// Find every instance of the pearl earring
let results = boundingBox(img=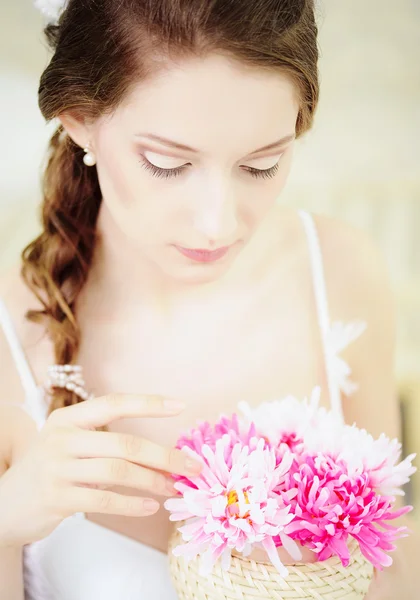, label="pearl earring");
[83,143,96,166]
